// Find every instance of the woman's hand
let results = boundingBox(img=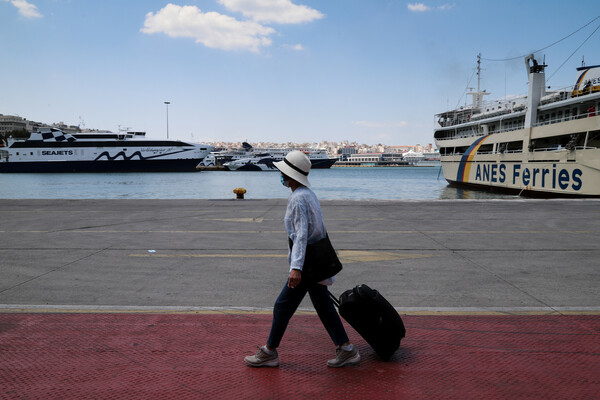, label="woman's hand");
[288,269,302,289]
